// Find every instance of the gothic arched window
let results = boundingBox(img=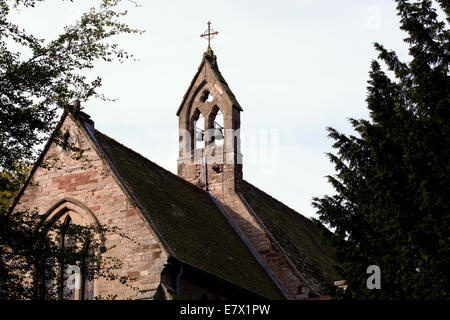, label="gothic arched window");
[58,214,94,300]
[45,199,99,300]
[61,215,76,300]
